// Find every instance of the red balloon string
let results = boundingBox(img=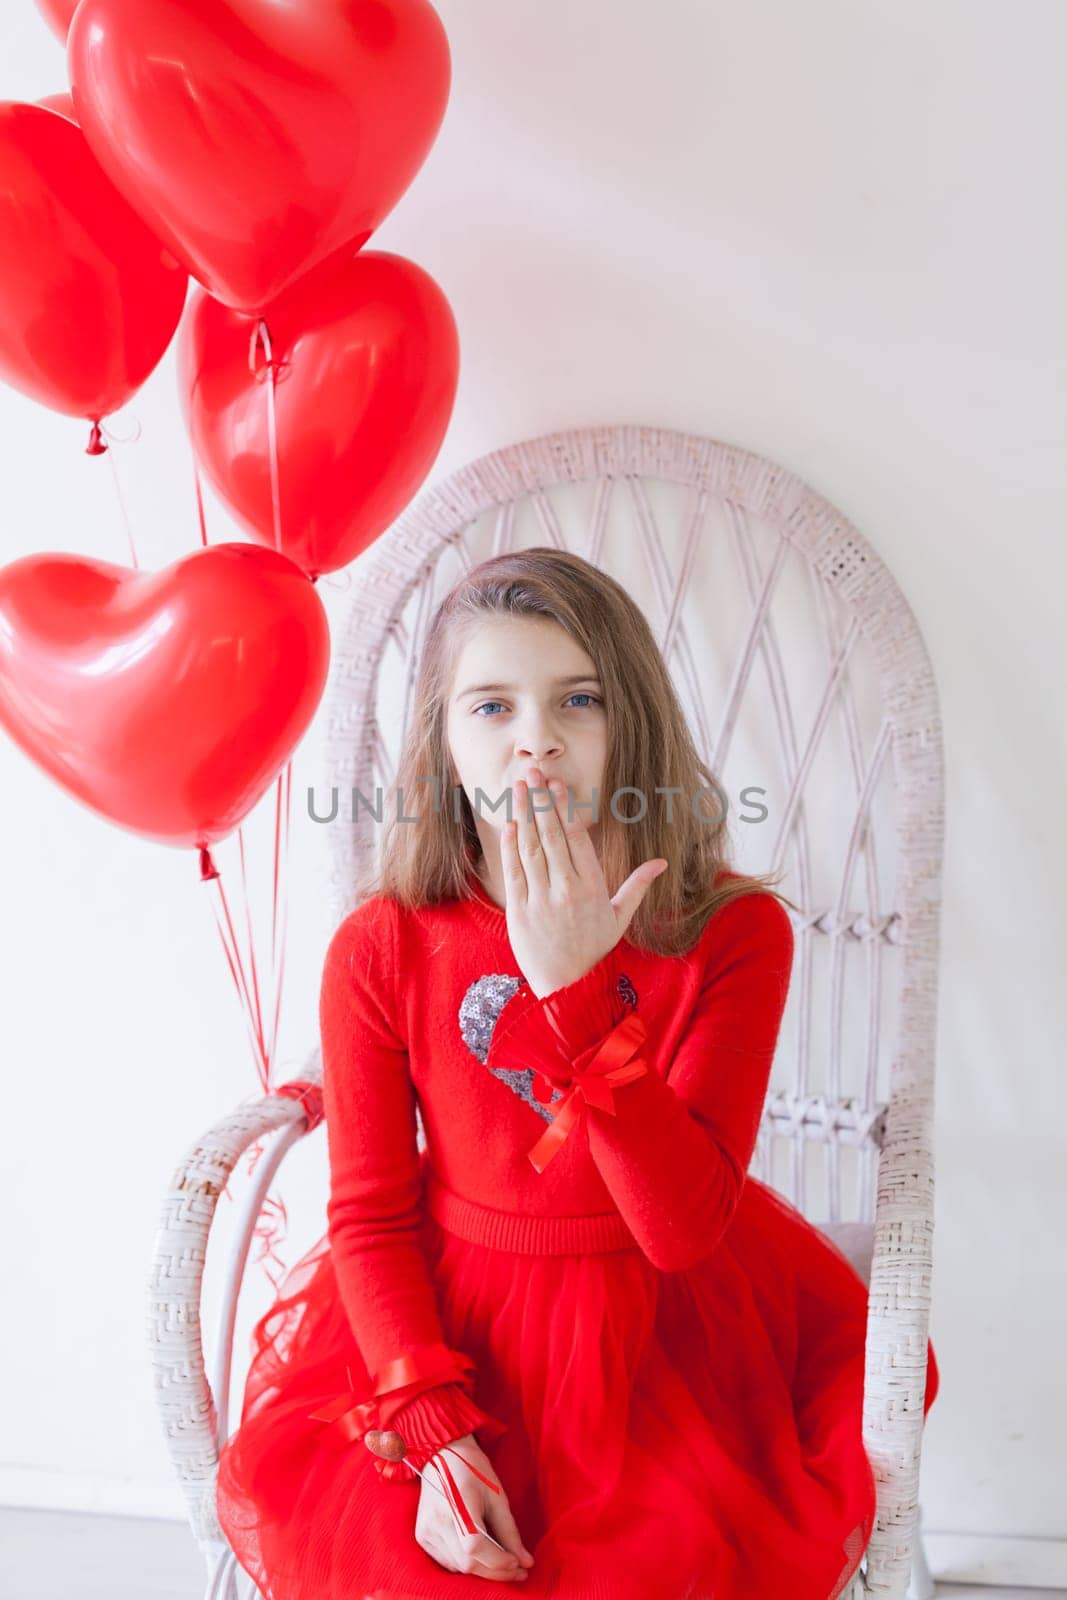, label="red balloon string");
[229,756,293,1090]
[199,840,298,1284]
[102,429,141,569]
[250,318,285,556]
[197,790,293,1094]
[245,761,295,1278]
[86,416,141,567]
[236,822,269,1081]
[191,456,210,547]
[195,783,294,1098]
[266,758,293,1070]
[192,331,297,1281]
[203,856,271,1088]
[185,347,302,1272]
